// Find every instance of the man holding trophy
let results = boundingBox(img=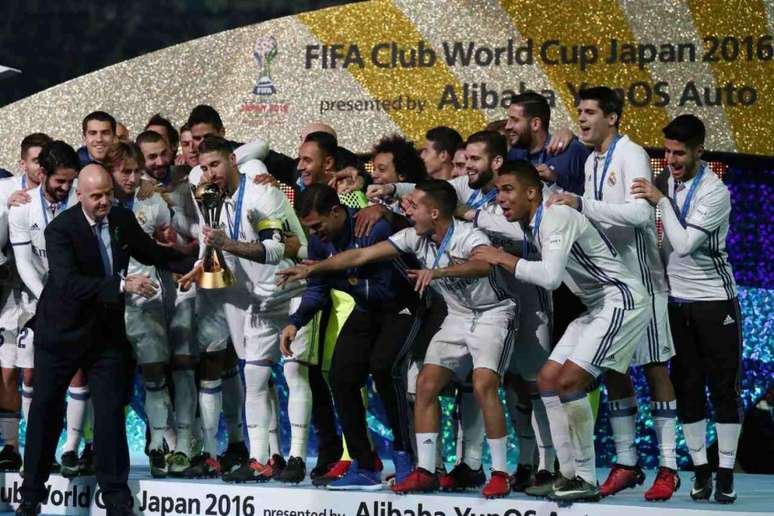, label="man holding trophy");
[180,135,314,483]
